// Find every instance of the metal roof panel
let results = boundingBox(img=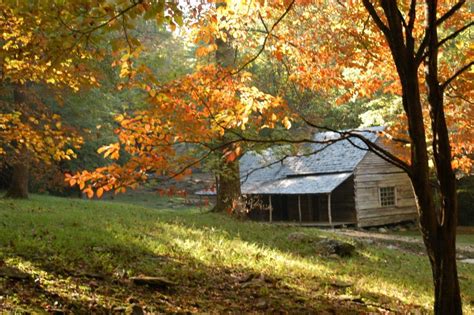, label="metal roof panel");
[241,173,352,194]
